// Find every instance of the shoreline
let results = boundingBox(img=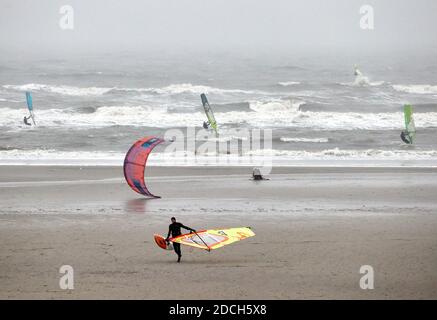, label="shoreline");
[1,161,437,168]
